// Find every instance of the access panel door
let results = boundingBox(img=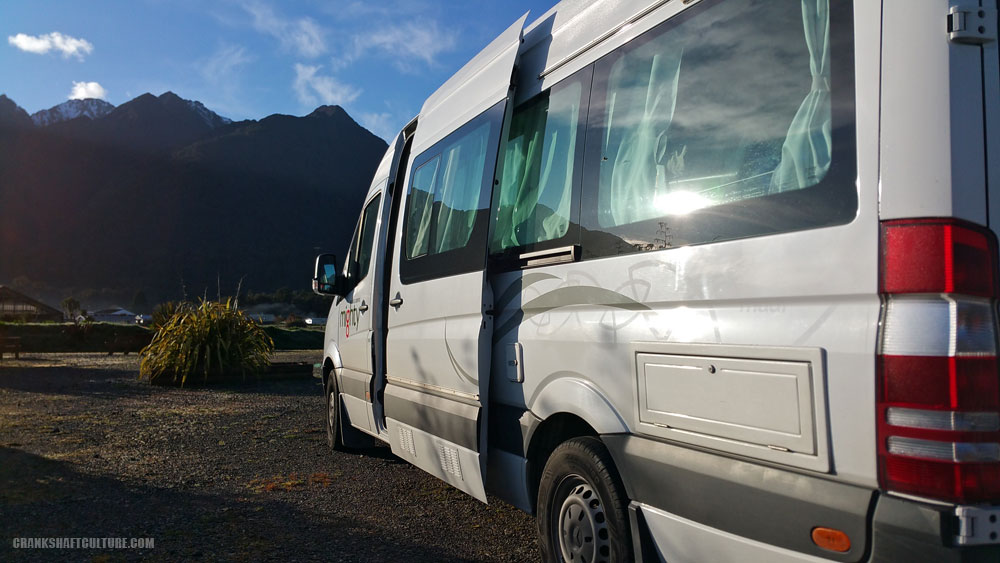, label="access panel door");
[383,13,526,502]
